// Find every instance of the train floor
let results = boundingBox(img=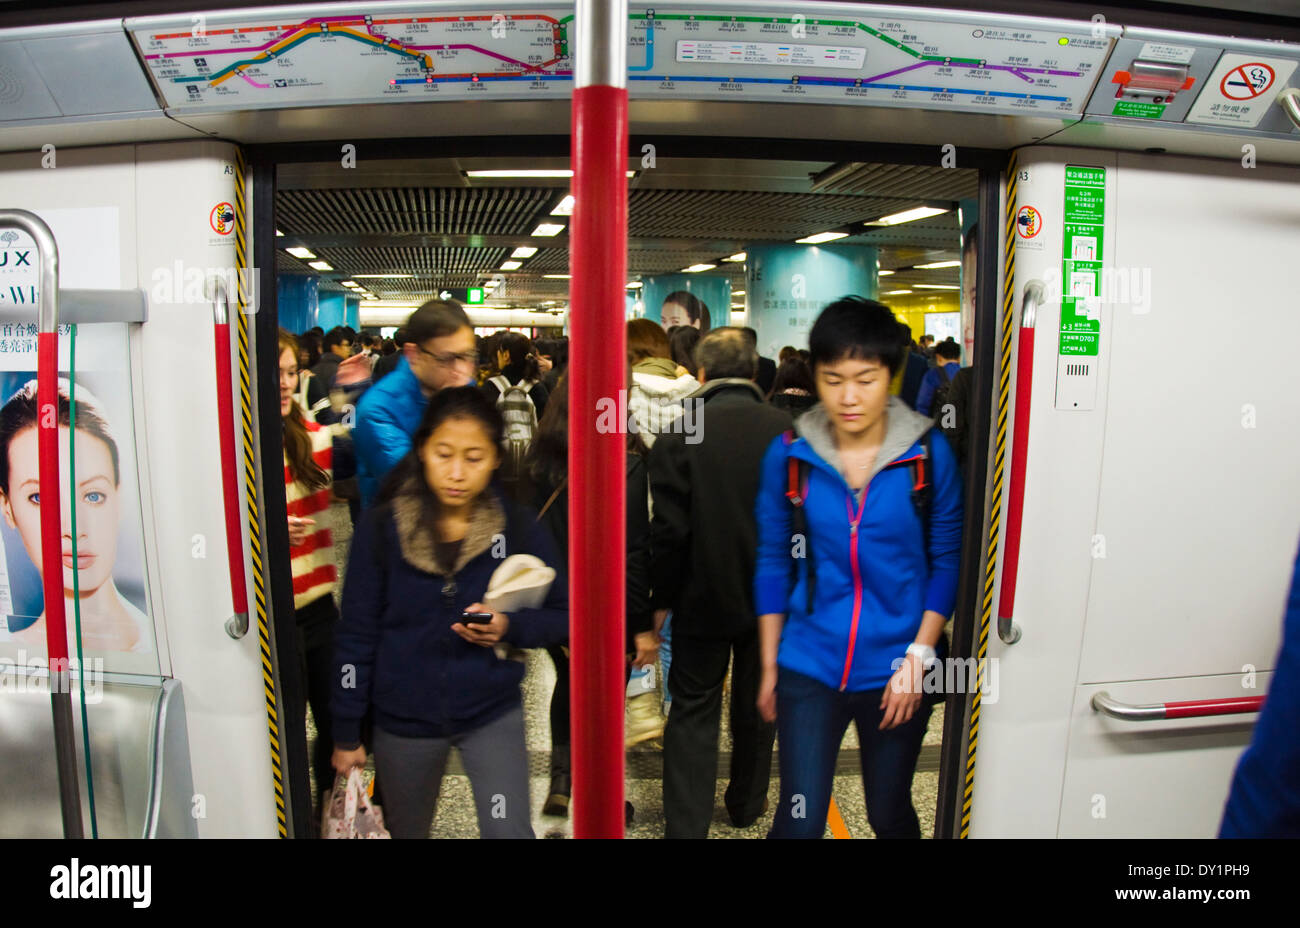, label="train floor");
[306,502,944,838]
[305,645,945,839]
